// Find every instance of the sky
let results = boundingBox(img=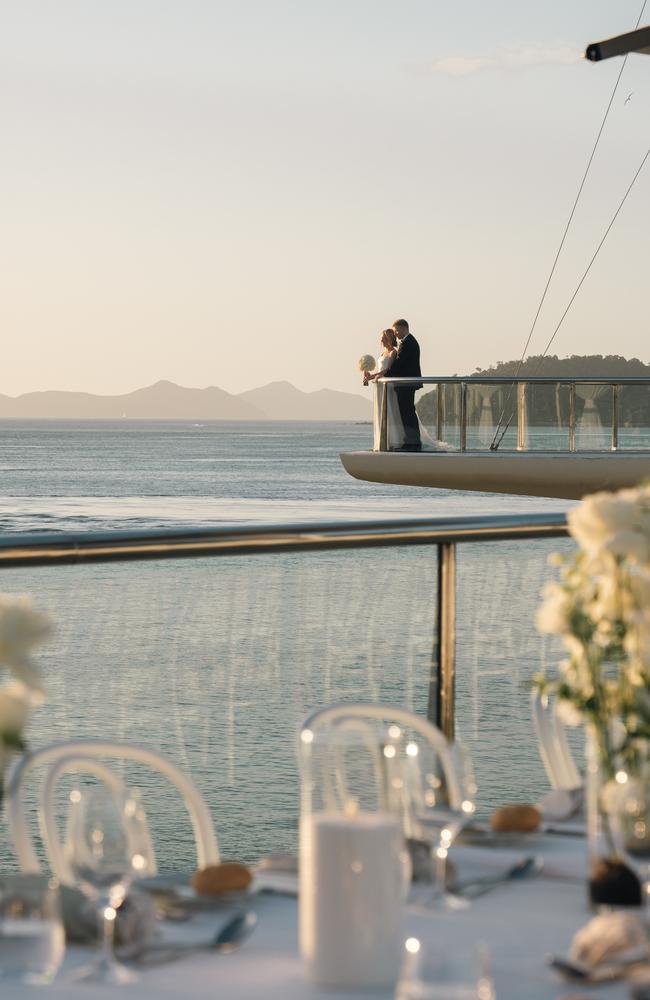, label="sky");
[2,0,649,398]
